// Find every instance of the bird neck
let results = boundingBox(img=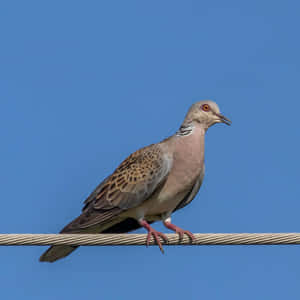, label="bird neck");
[176,122,195,137]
